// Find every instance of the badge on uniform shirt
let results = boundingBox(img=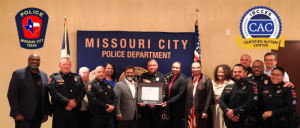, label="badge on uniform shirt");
[99,89,103,92]
[107,85,111,89]
[87,85,91,91]
[164,78,168,84]
[253,87,258,94]
[242,86,246,90]
[47,78,52,84]
[264,90,269,93]
[247,73,253,77]
[156,77,159,81]
[264,80,268,84]
[277,90,281,93]
[74,77,78,81]
[291,90,296,98]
